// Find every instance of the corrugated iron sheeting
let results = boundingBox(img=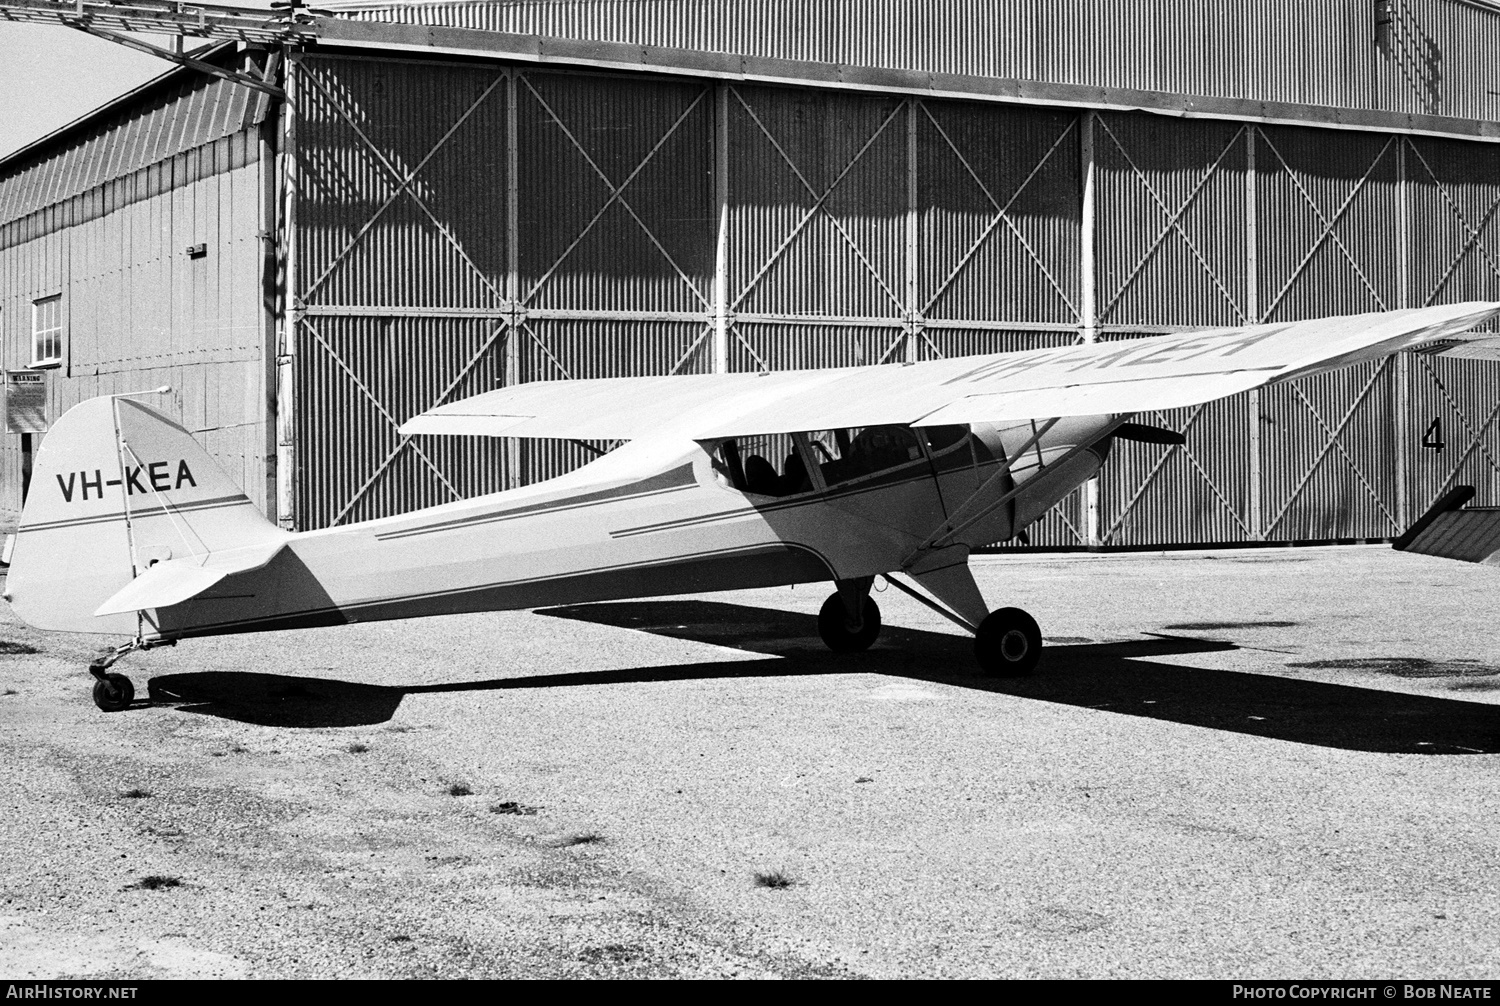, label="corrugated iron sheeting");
[516,319,711,381]
[295,314,513,527]
[296,58,508,309]
[1259,362,1401,540]
[1405,136,1500,314]
[917,328,1074,361]
[727,323,904,372]
[919,103,1081,325]
[1405,354,1500,511]
[519,72,714,313]
[0,64,269,228]
[344,0,1500,121]
[1376,0,1500,120]
[728,87,906,319]
[1256,126,1402,322]
[1096,114,1249,327]
[1100,395,1254,546]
